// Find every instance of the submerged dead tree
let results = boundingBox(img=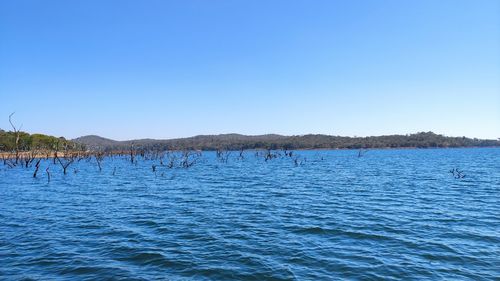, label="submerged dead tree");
[264,149,278,162]
[95,152,104,172]
[238,149,245,160]
[33,159,41,178]
[130,145,135,163]
[216,149,231,163]
[23,150,37,168]
[283,149,293,157]
[166,152,177,168]
[181,151,199,168]
[450,168,466,179]
[8,112,22,164]
[46,167,51,183]
[55,153,76,175]
[358,149,369,157]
